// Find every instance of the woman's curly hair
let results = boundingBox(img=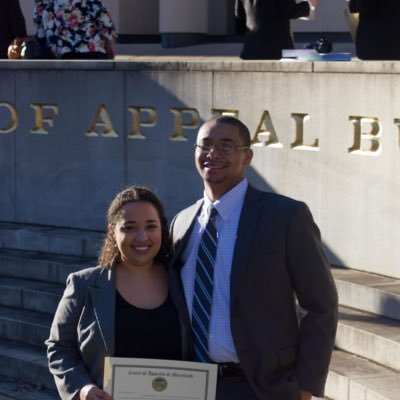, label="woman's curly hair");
[98,186,172,268]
